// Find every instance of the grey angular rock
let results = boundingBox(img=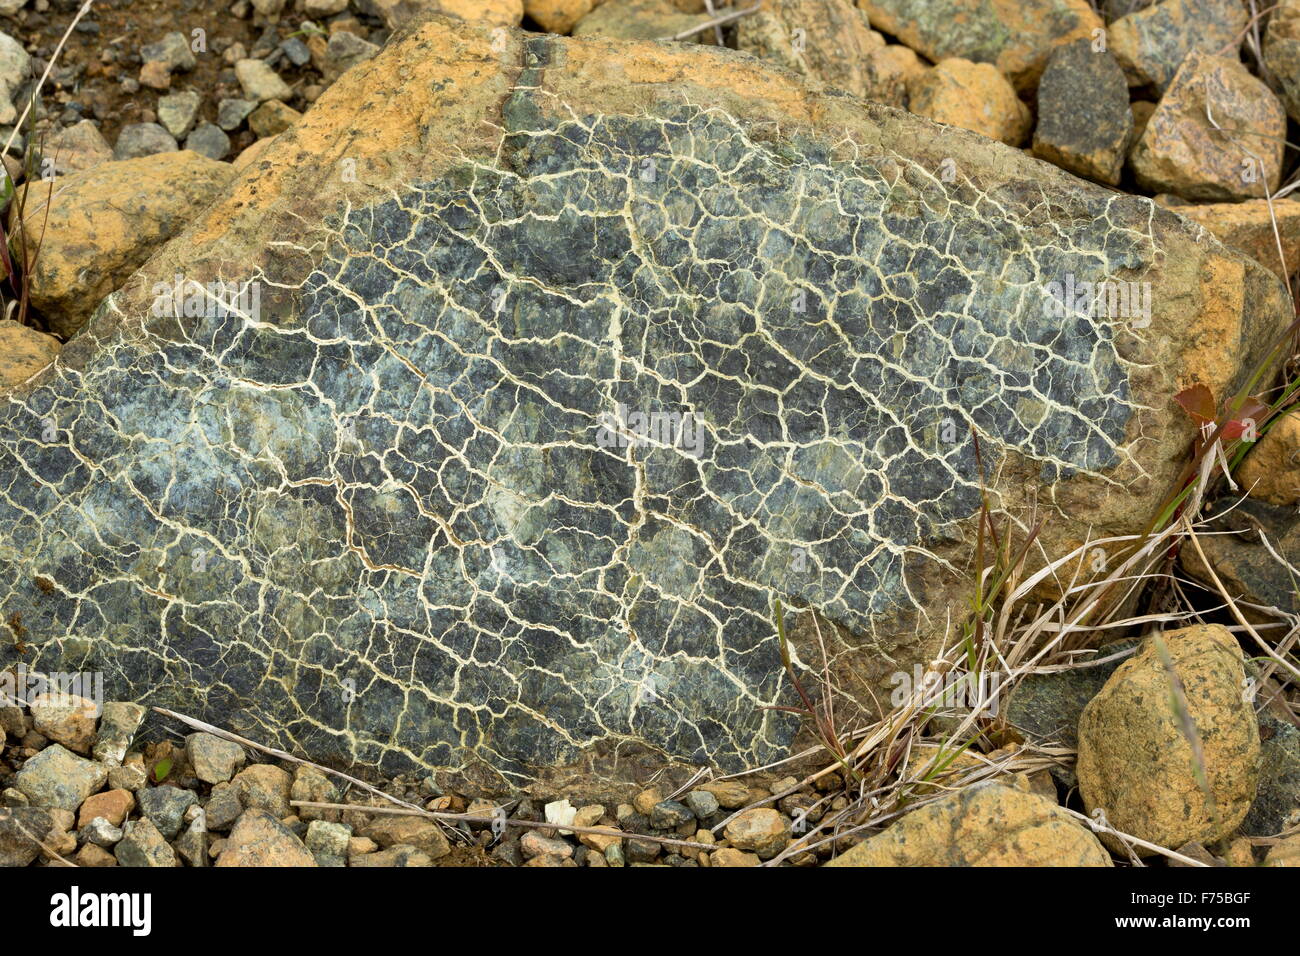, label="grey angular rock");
[185,122,232,163]
[1242,713,1300,837]
[92,702,146,766]
[320,31,380,82]
[137,784,197,839]
[0,807,52,866]
[14,744,108,811]
[683,789,719,819]
[217,97,257,131]
[348,843,433,866]
[0,21,1290,795]
[648,799,693,829]
[1266,0,1300,122]
[113,122,179,159]
[157,90,201,139]
[1110,0,1247,93]
[185,732,246,784]
[1180,498,1300,617]
[305,819,351,866]
[217,809,317,866]
[42,119,113,174]
[79,816,124,847]
[0,31,30,126]
[204,783,244,831]
[140,31,197,73]
[0,705,25,740]
[281,36,312,67]
[1032,39,1132,186]
[115,818,179,867]
[175,817,208,866]
[235,58,292,102]
[854,0,1101,90]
